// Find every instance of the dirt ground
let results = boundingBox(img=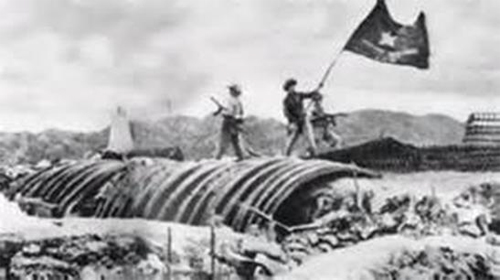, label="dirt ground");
[333,170,500,204]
